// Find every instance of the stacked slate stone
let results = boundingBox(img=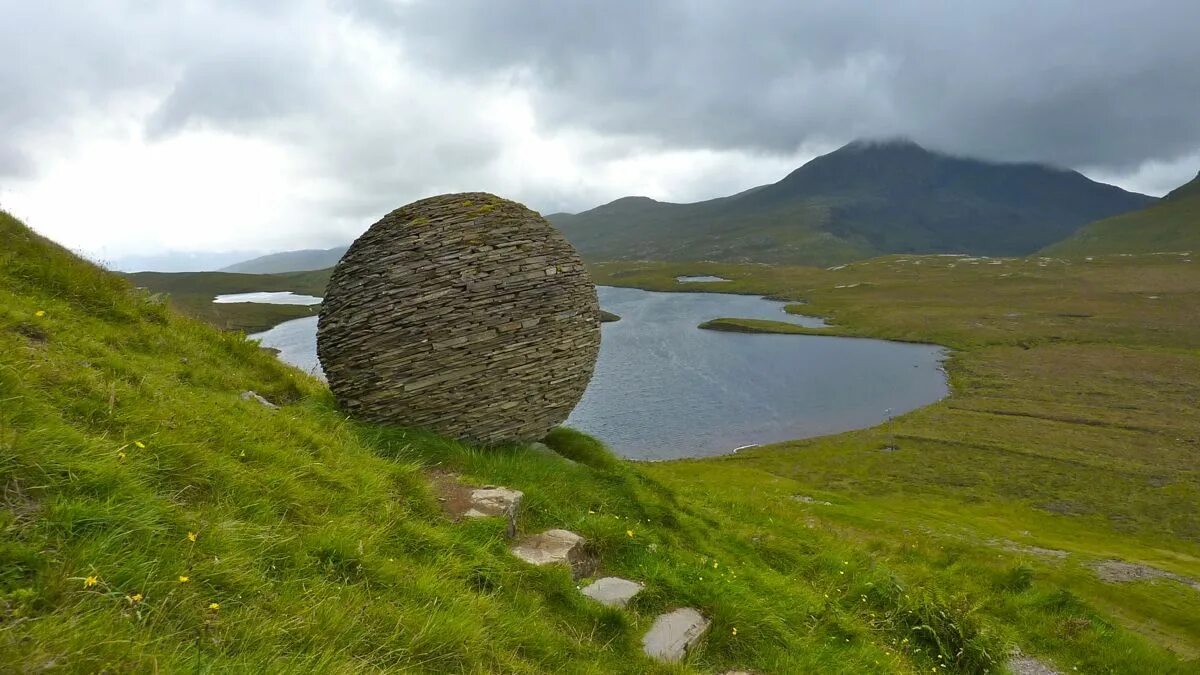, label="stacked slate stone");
[317,192,601,444]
